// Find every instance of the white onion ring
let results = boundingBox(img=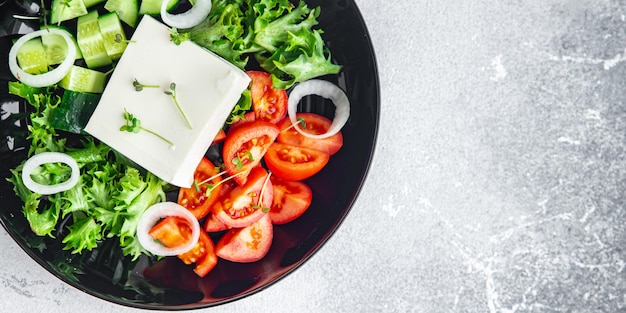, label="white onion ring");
[288,80,350,139]
[21,152,80,195]
[136,202,201,256]
[160,0,212,29]
[8,28,77,87]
